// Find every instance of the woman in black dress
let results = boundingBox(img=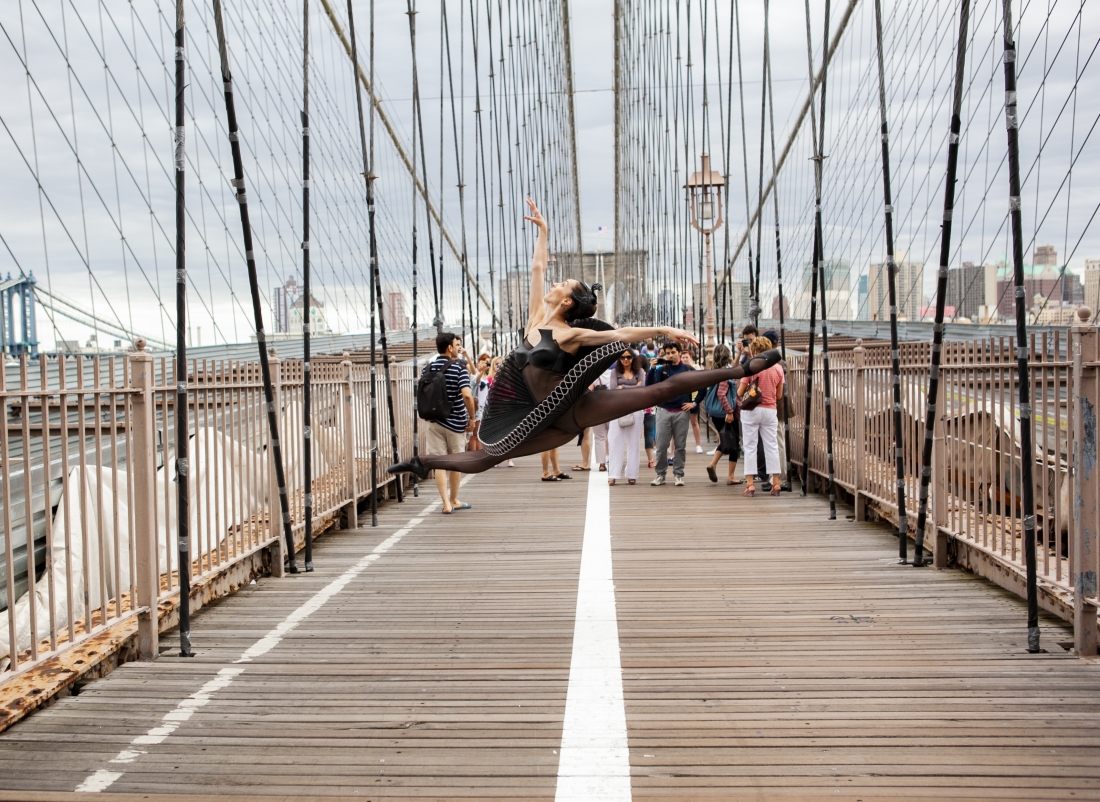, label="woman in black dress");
[389,199,779,478]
